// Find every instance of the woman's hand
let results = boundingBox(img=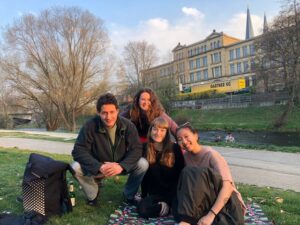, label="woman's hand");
[197,211,215,225]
